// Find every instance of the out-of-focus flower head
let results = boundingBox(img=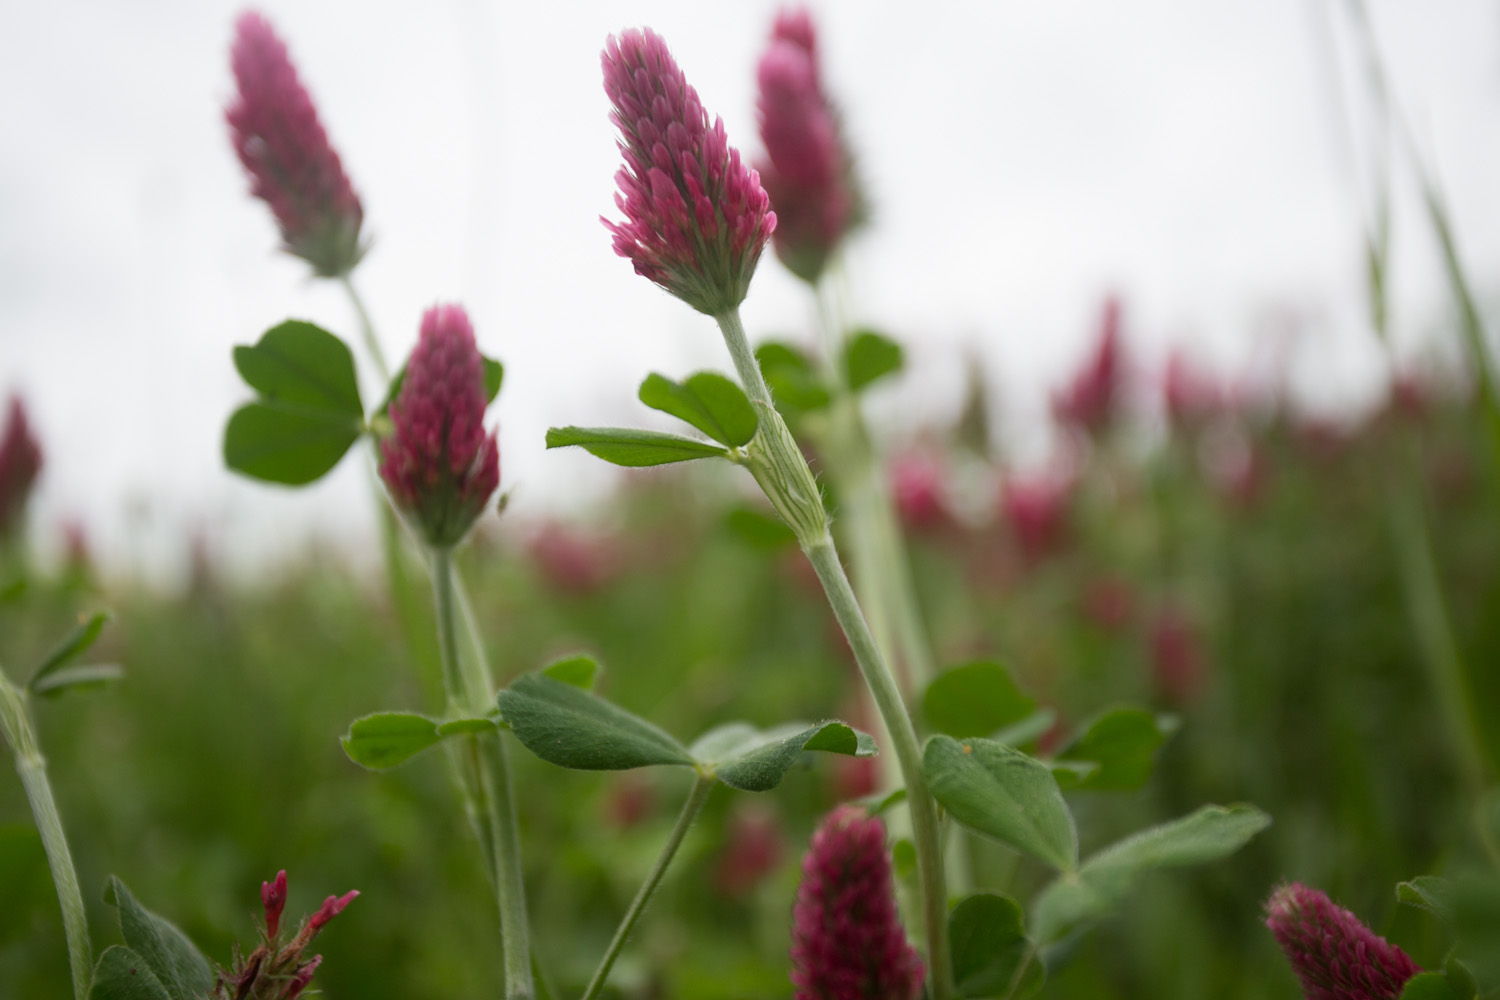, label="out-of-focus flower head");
[527,522,624,595]
[212,871,357,1000]
[1080,575,1135,632]
[1163,350,1222,427]
[602,28,776,316]
[0,396,43,538]
[227,11,366,277]
[1149,604,1207,705]
[379,305,500,549]
[716,802,787,898]
[755,7,863,283]
[999,470,1072,564]
[890,452,948,533]
[1054,297,1126,434]
[1265,882,1420,1000]
[791,805,923,1000]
